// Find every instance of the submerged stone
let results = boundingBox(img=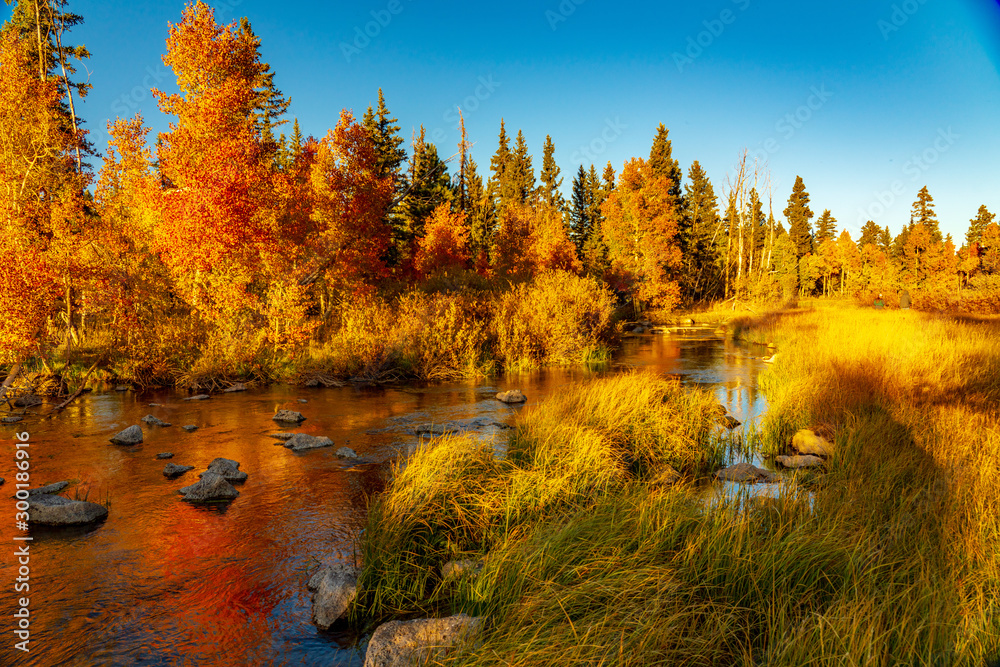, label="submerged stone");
[495,389,526,404]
